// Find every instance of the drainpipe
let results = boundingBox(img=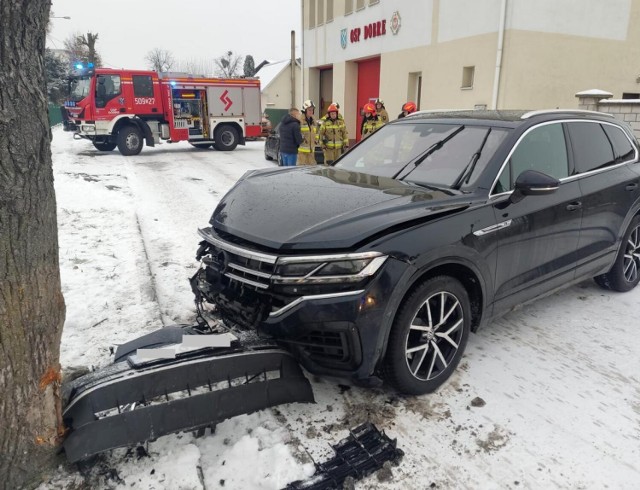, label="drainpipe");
[300,0,305,106]
[491,0,507,110]
[291,30,296,108]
